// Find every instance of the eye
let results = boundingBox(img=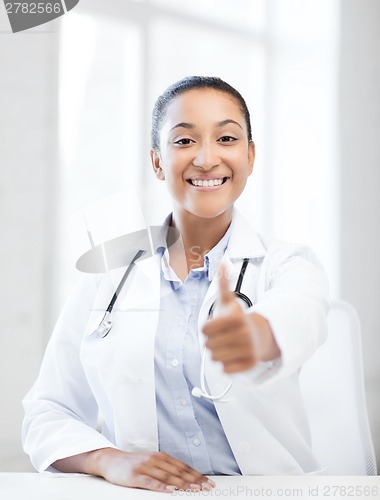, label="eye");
[174,138,194,145]
[218,136,238,143]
